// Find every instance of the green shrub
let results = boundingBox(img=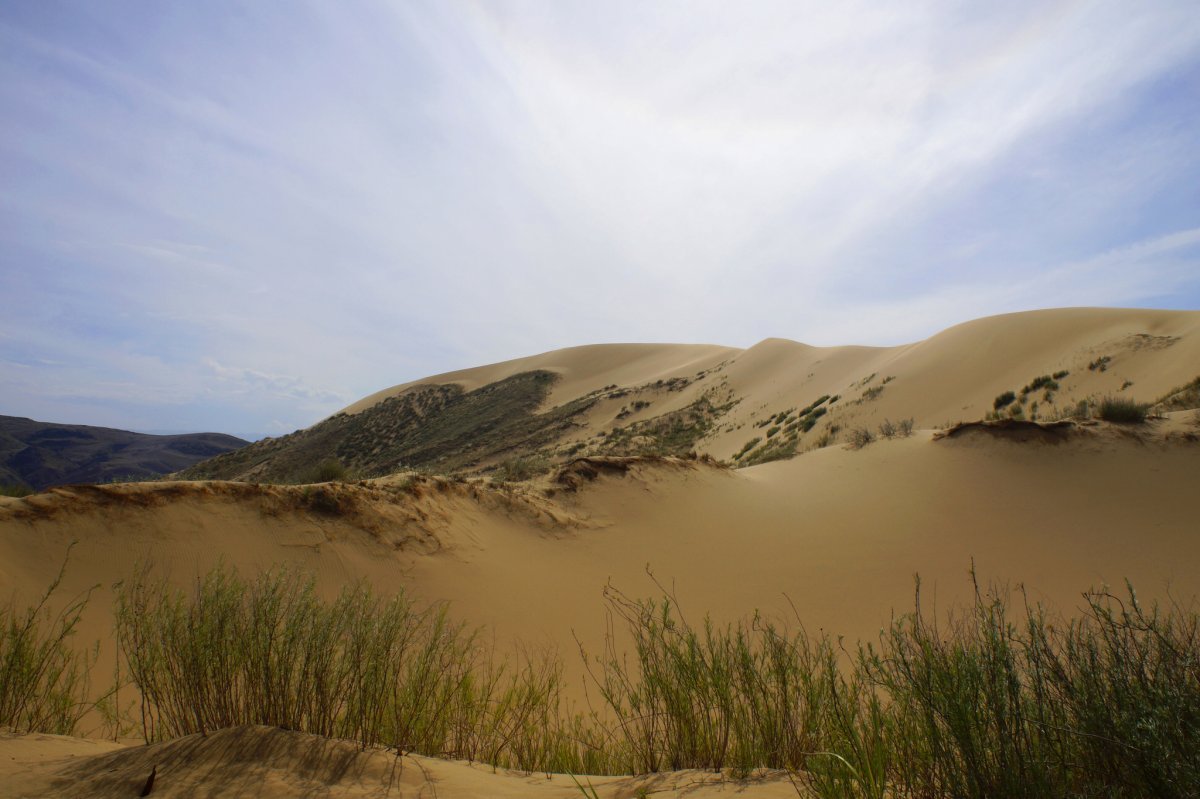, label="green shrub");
[735,437,762,459]
[993,391,1016,410]
[0,483,34,497]
[0,551,96,734]
[492,455,551,482]
[310,457,348,483]
[1098,396,1148,423]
